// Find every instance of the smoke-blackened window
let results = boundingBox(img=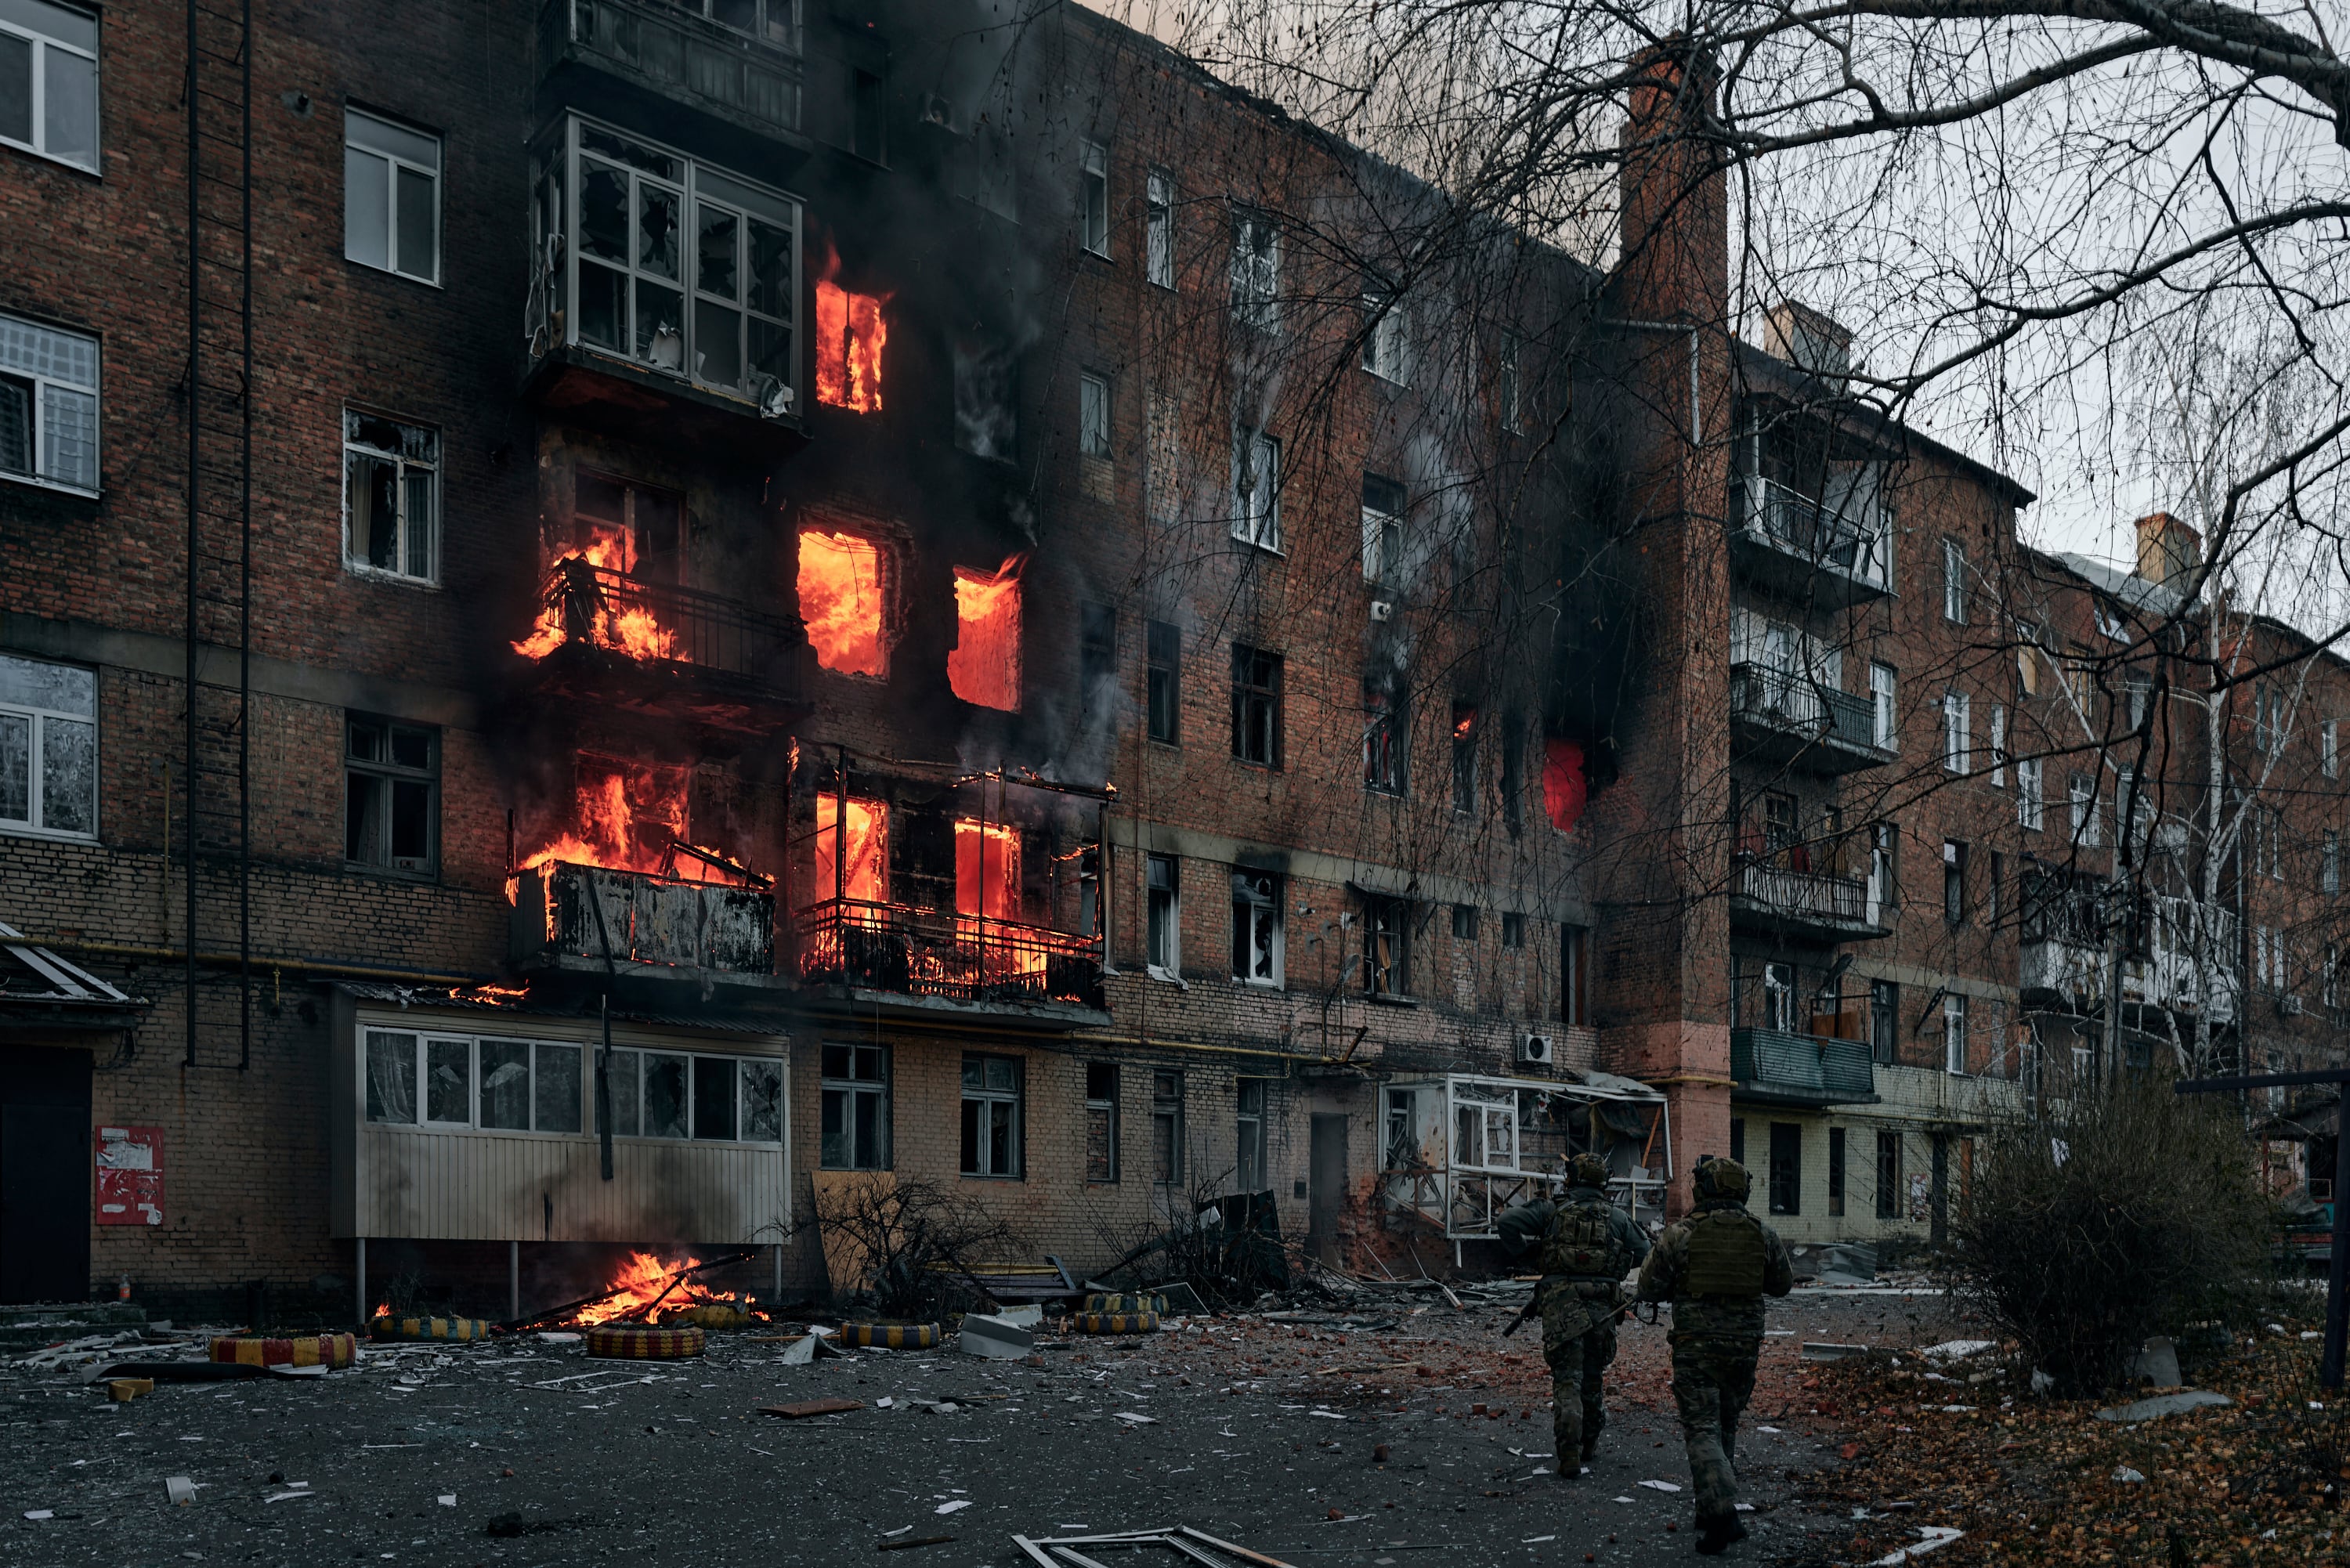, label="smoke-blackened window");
[1146,620,1181,745]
